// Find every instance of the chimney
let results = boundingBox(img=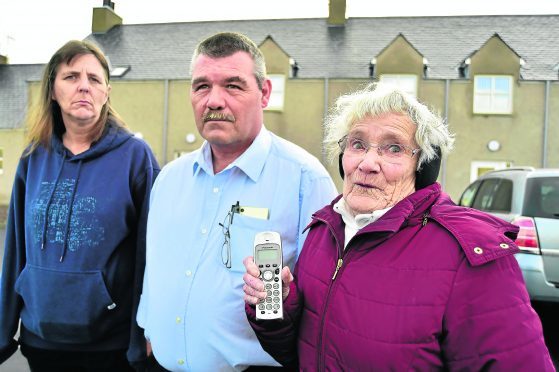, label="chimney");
[92,0,122,33]
[328,0,346,26]
[0,36,10,64]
